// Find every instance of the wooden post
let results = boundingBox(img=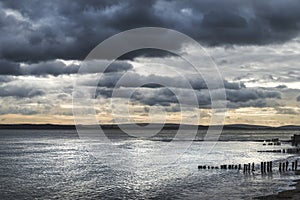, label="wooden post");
[261,162,263,173]
[286,161,289,171]
[263,162,266,173]
[252,163,255,171]
[238,164,241,170]
[292,162,295,171]
[270,161,272,172]
[295,160,298,170]
[279,162,282,172]
[267,162,269,172]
